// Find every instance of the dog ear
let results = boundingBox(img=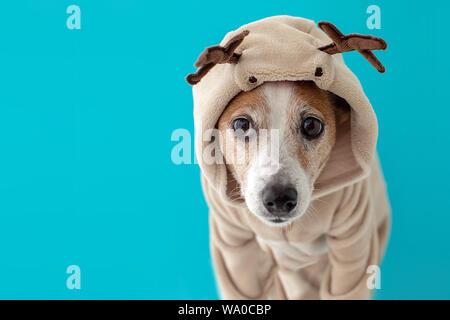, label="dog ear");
[329,92,351,126]
[225,165,243,202]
